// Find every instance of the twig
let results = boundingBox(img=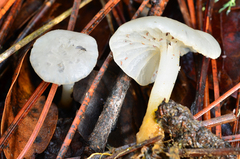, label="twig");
[0,0,91,63]
[194,82,240,119]
[88,73,131,152]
